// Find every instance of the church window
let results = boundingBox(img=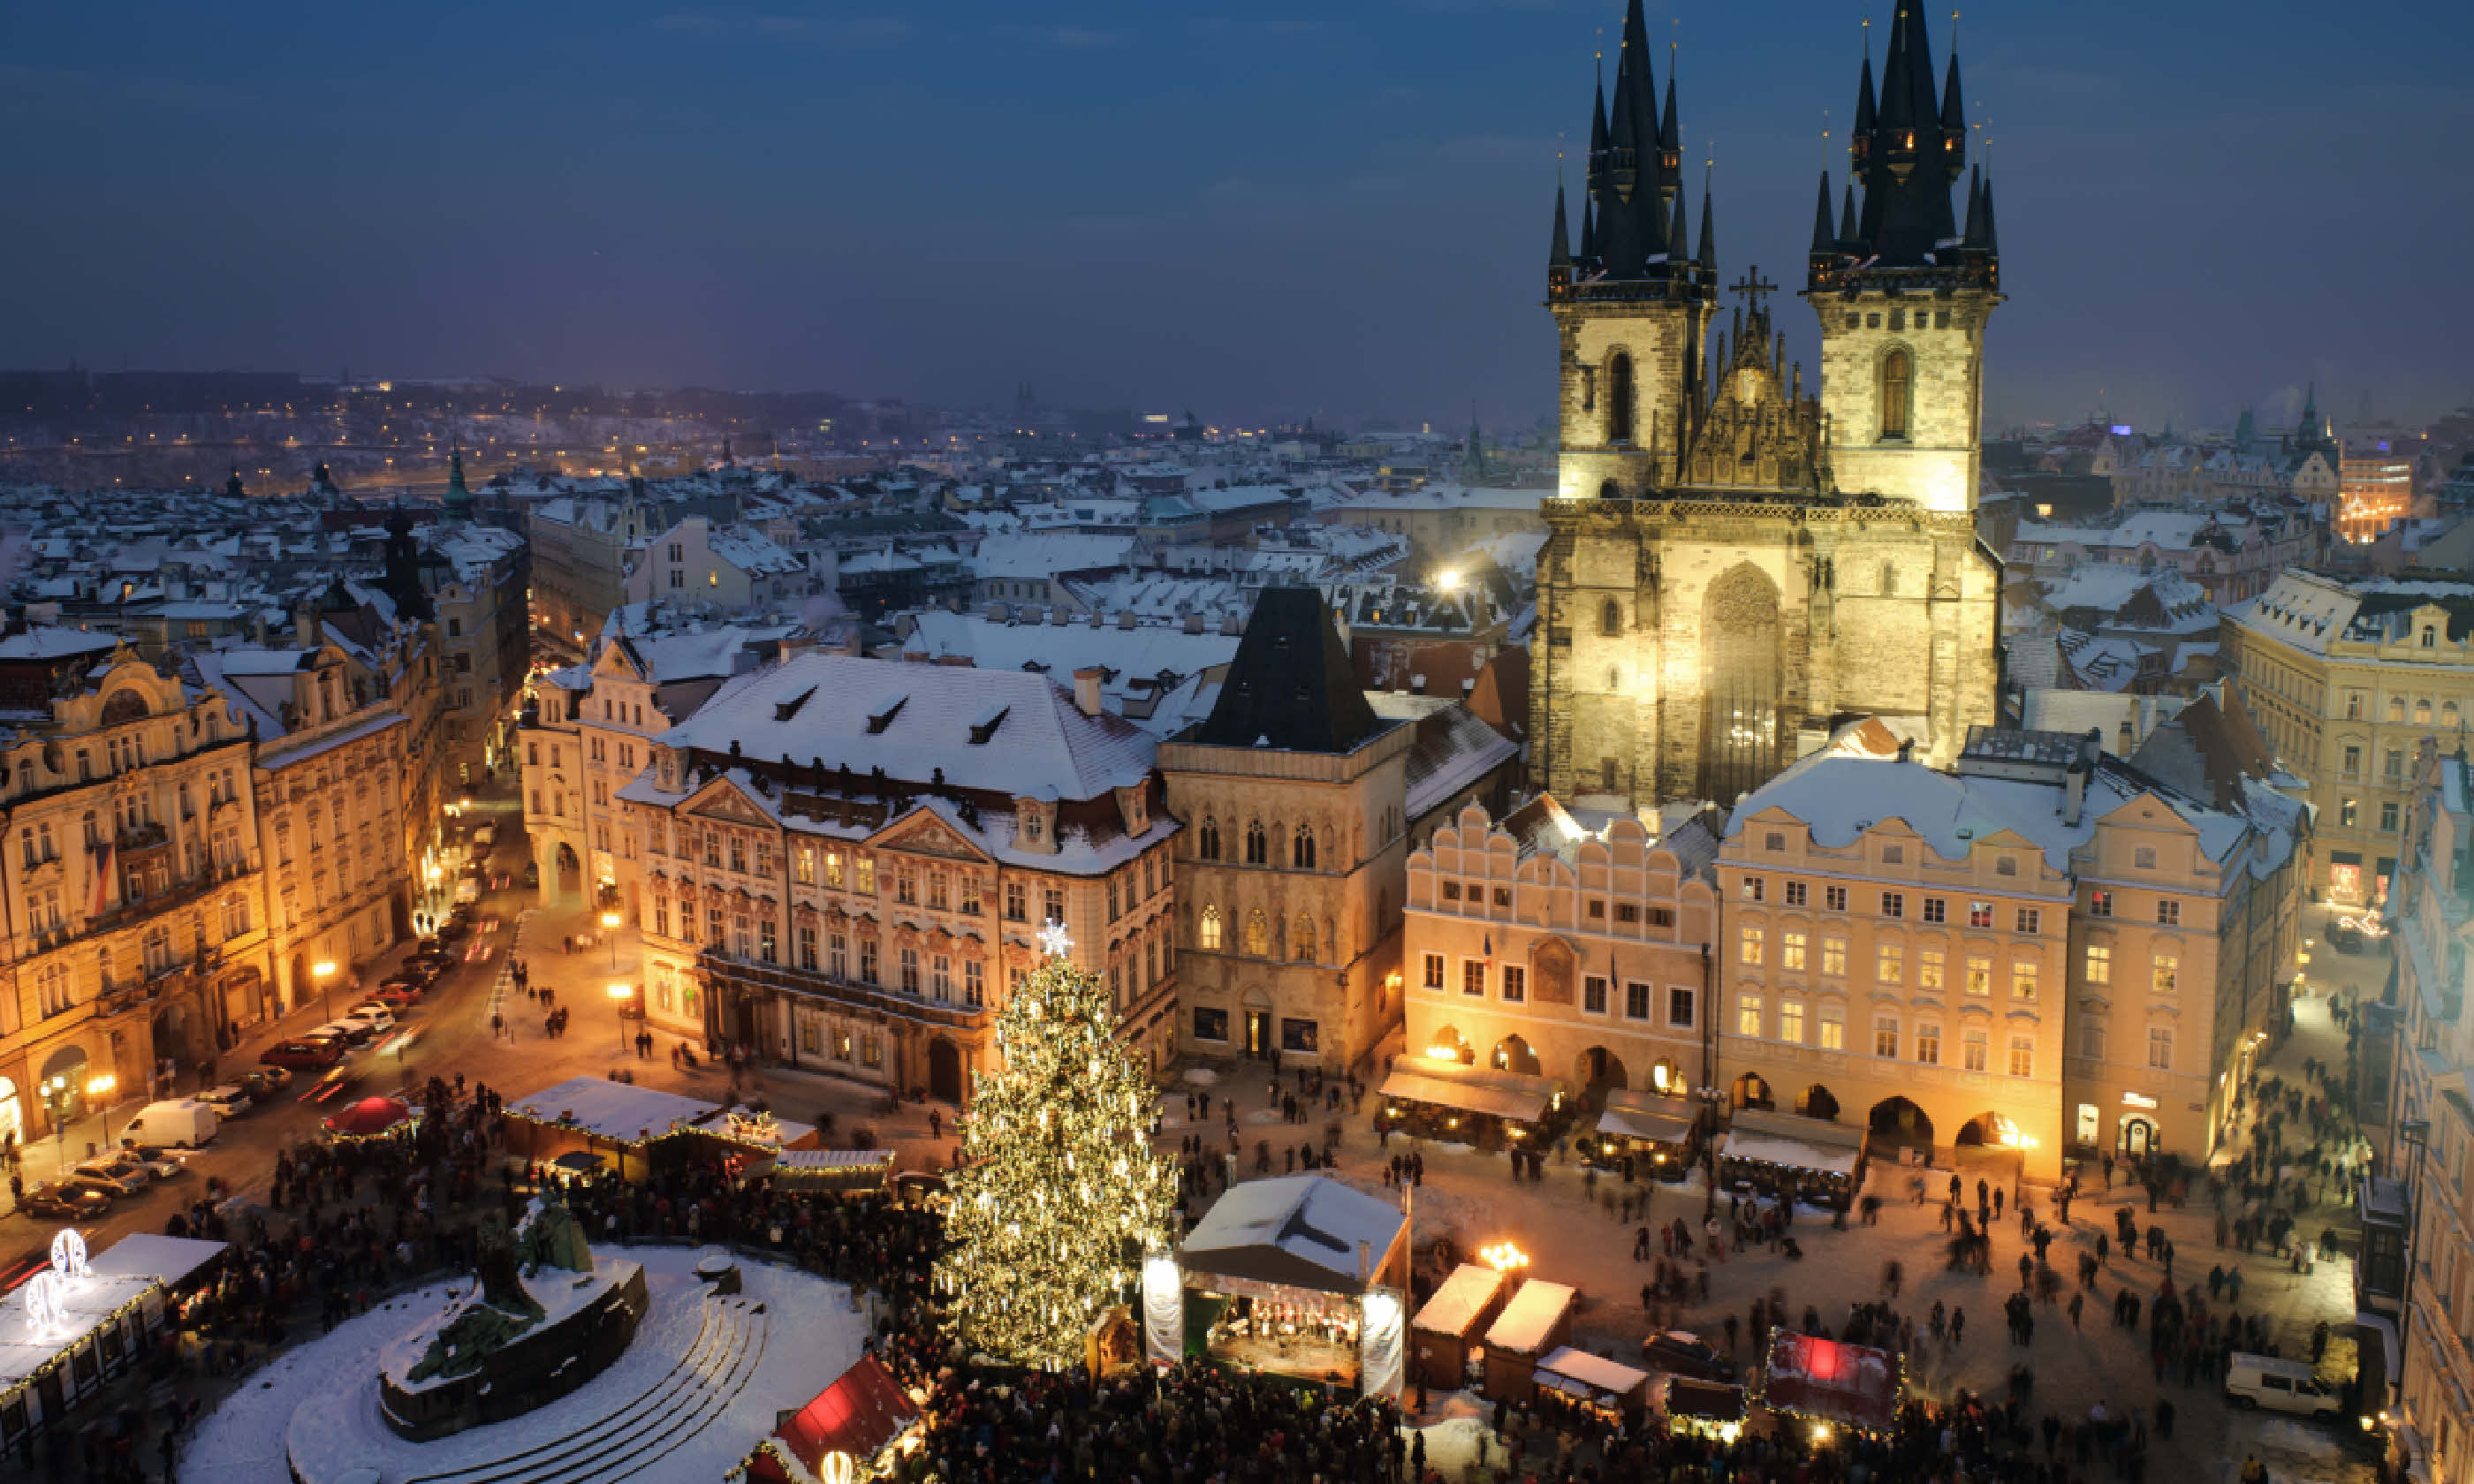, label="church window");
[1601,599,1624,635]
[1844,313,1860,329]
[1865,313,1881,329]
[1605,667,1620,690]
[1600,757,1620,792]
[1243,910,1271,956]
[1889,308,1905,331]
[1197,817,1220,860]
[1878,348,1913,440]
[1701,564,1783,805]
[1881,563,1898,596]
[1199,905,1222,950]
[1292,825,1316,870]
[1598,479,1622,500]
[1294,915,1317,962]
[1607,352,1635,443]
[1244,820,1267,865]
[1935,310,1950,329]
